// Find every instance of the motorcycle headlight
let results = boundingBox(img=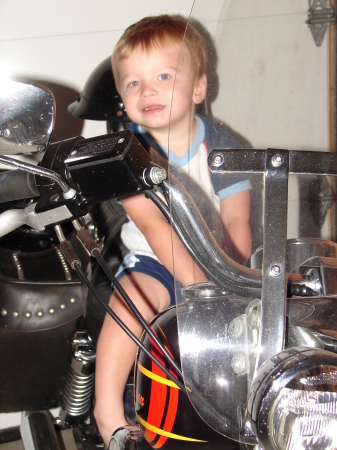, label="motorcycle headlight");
[247,346,337,450]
